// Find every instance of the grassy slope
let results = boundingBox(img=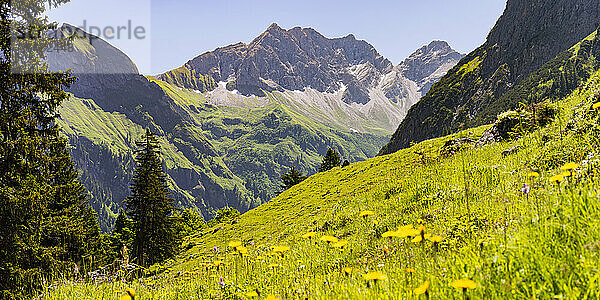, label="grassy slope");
[58,76,390,230]
[47,67,600,298]
[57,96,252,229]
[149,77,390,202]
